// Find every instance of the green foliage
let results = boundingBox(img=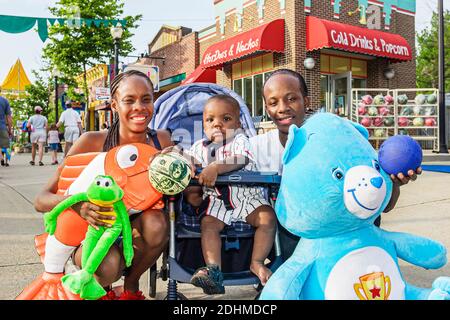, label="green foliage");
[416,11,450,92]
[8,71,53,123]
[42,0,141,106]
